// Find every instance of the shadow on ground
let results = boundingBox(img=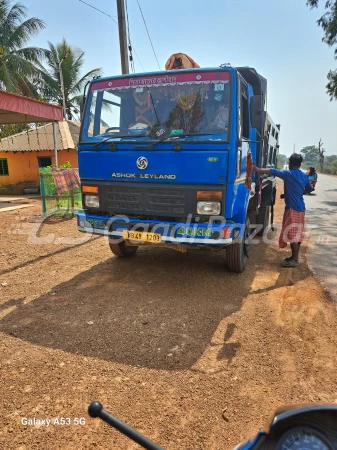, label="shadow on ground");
[0,244,265,370]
